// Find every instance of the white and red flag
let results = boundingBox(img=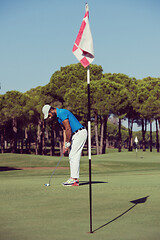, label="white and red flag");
[72,3,94,68]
